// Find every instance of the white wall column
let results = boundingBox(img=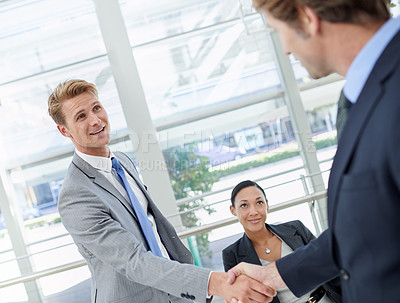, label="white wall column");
[92,0,183,229]
[268,29,328,231]
[0,171,43,302]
